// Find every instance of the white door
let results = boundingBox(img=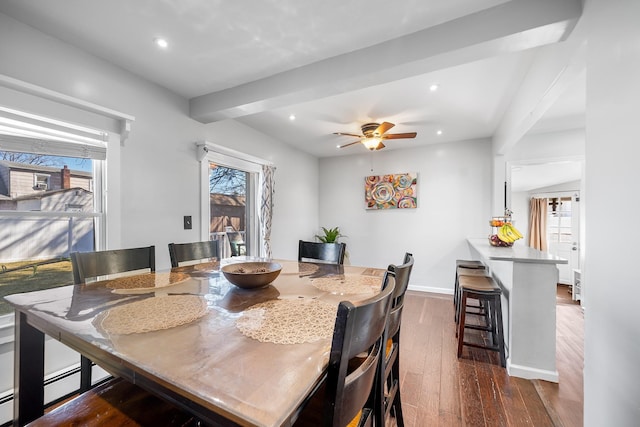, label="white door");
[546,194,580,284]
